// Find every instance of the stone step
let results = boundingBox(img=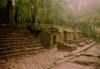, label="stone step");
[0,32,31,35]
[0,47,43,55]
[0,44,42,49]
[0,32,35,35]
[0,25,43,58]
[0,42,41,47]
[0,49,45,58]
[0,41,42,46]
[0,37,36,40]
[0,33,30,35]
[0,46,43,52]
[0,40,41,44]
[0,30,29,35]
[0,42,42,47]
[0,39,40,44]
[0,37,35,40]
